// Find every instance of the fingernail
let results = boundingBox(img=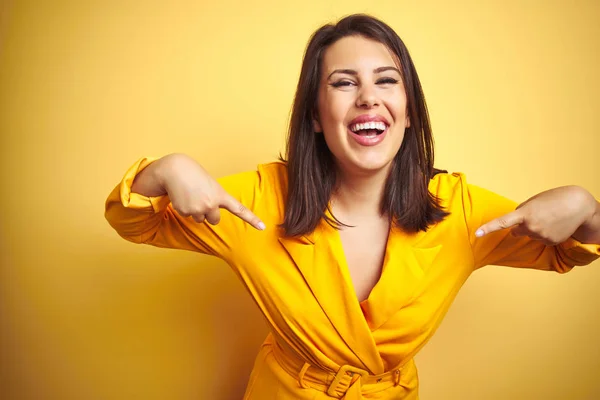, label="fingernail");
[475,229,484,237]
[258,222,266,231]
